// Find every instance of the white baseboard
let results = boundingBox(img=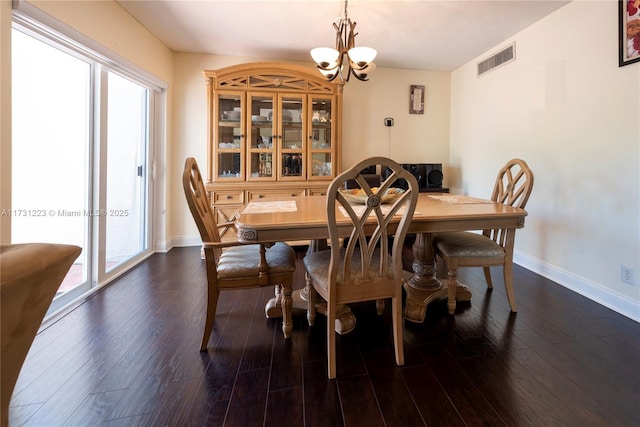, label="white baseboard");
[514,250,640,323]
[170,235,202,248]
[154,240,170,253]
